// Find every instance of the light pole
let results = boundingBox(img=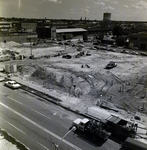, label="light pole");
[52,126,76,150]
